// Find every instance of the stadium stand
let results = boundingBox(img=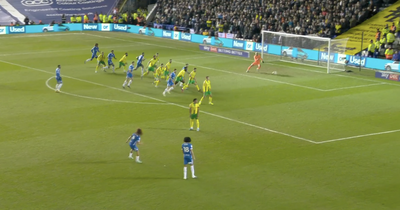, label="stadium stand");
[154,0,395,42]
